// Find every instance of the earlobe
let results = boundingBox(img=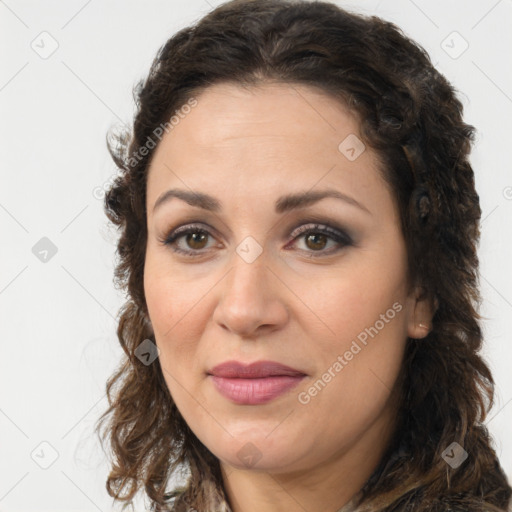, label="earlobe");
[407,286,438,340]
[412,322,431,339]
